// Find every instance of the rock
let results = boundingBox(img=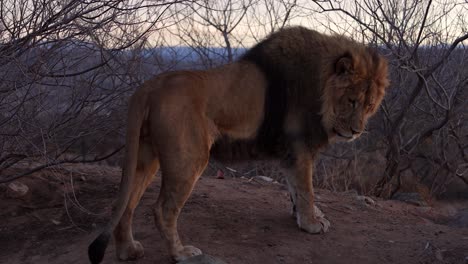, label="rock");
[356,195,376,206]
[6,182,29,198]
[254,176,274,182]
[392,192,428,207]
[178,254,228,264]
